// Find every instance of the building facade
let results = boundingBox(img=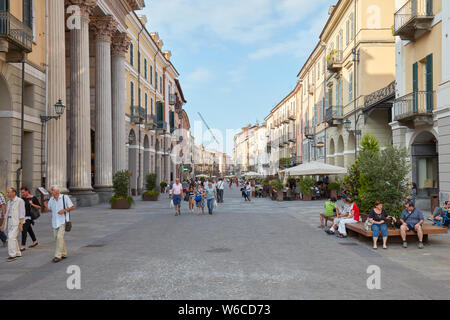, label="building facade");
[393,0,449,205]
